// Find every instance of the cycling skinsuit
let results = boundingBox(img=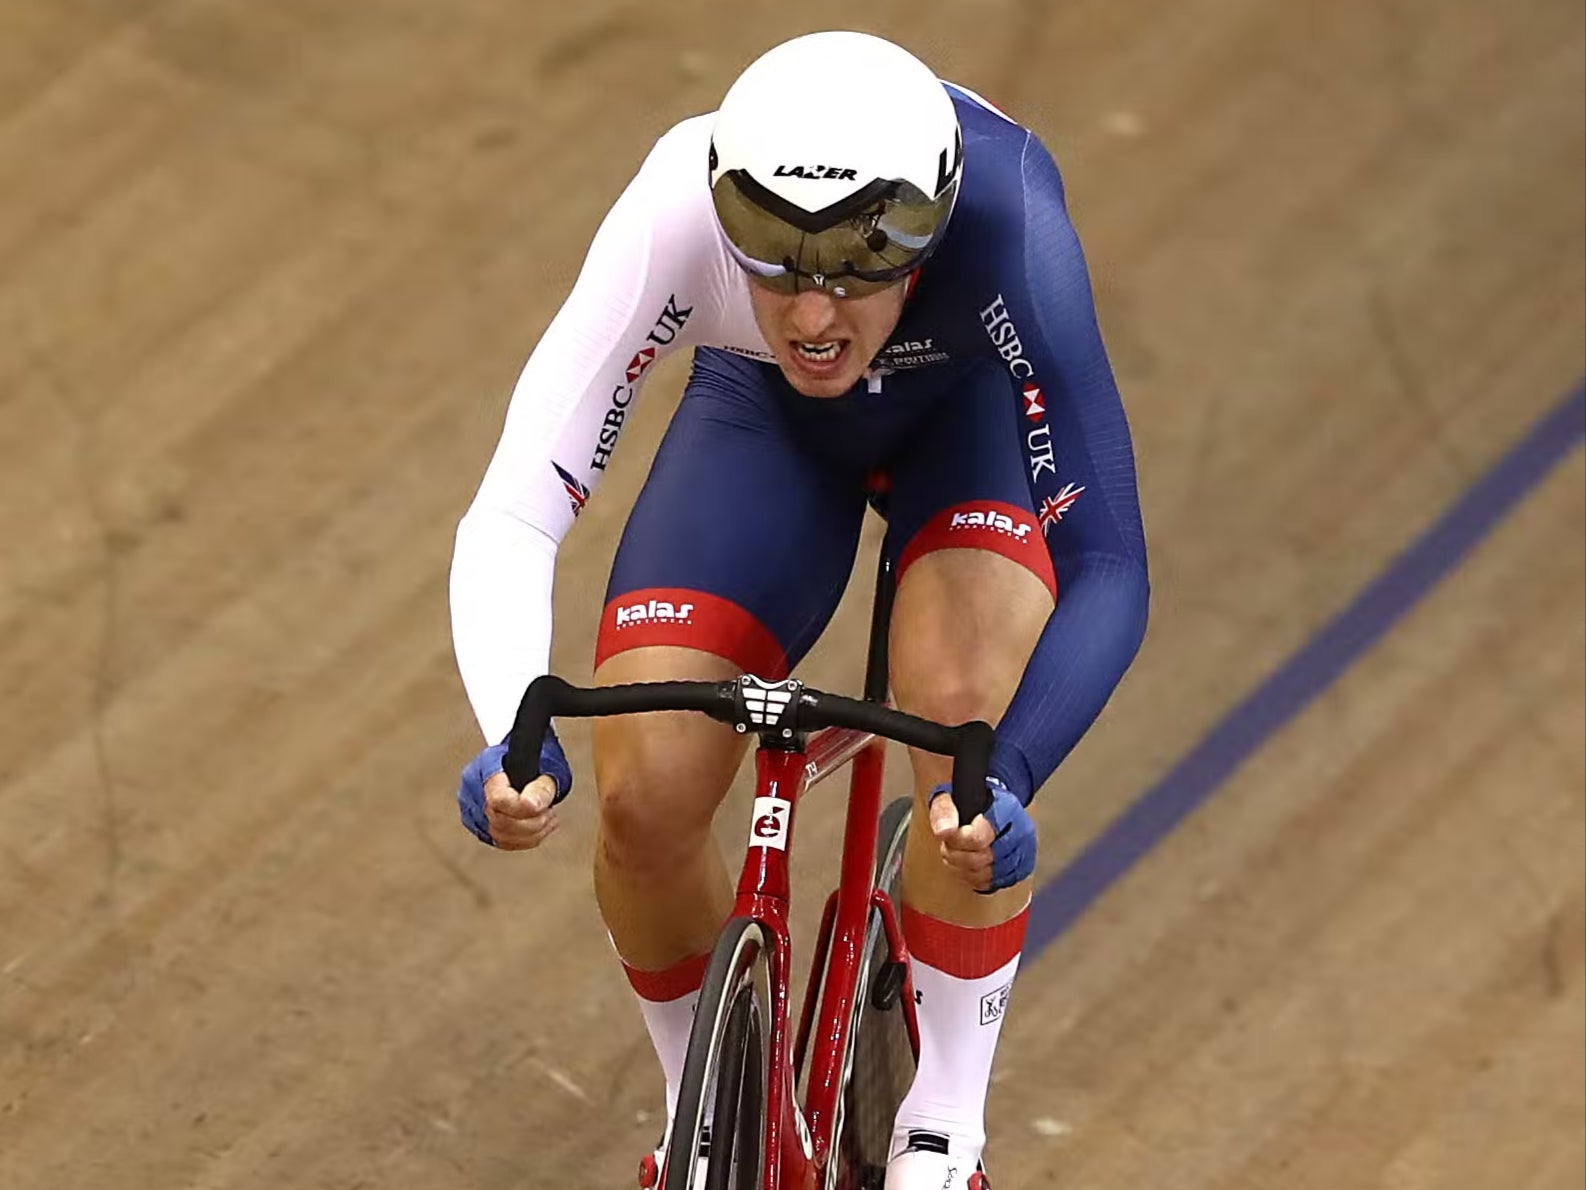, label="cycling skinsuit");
[451,86,1149,807]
